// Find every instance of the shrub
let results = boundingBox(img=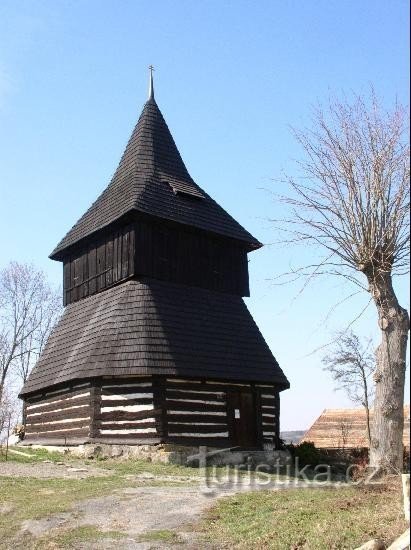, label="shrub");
[286,441,322,466]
